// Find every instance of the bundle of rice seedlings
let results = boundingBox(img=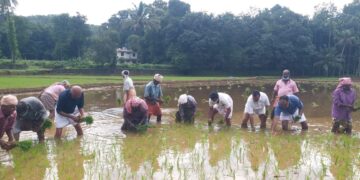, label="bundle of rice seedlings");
[82,116,94,125]
[17,140,33,151]
[41,119,52,131]
[293,115,301,122]
[135,124,155,133]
